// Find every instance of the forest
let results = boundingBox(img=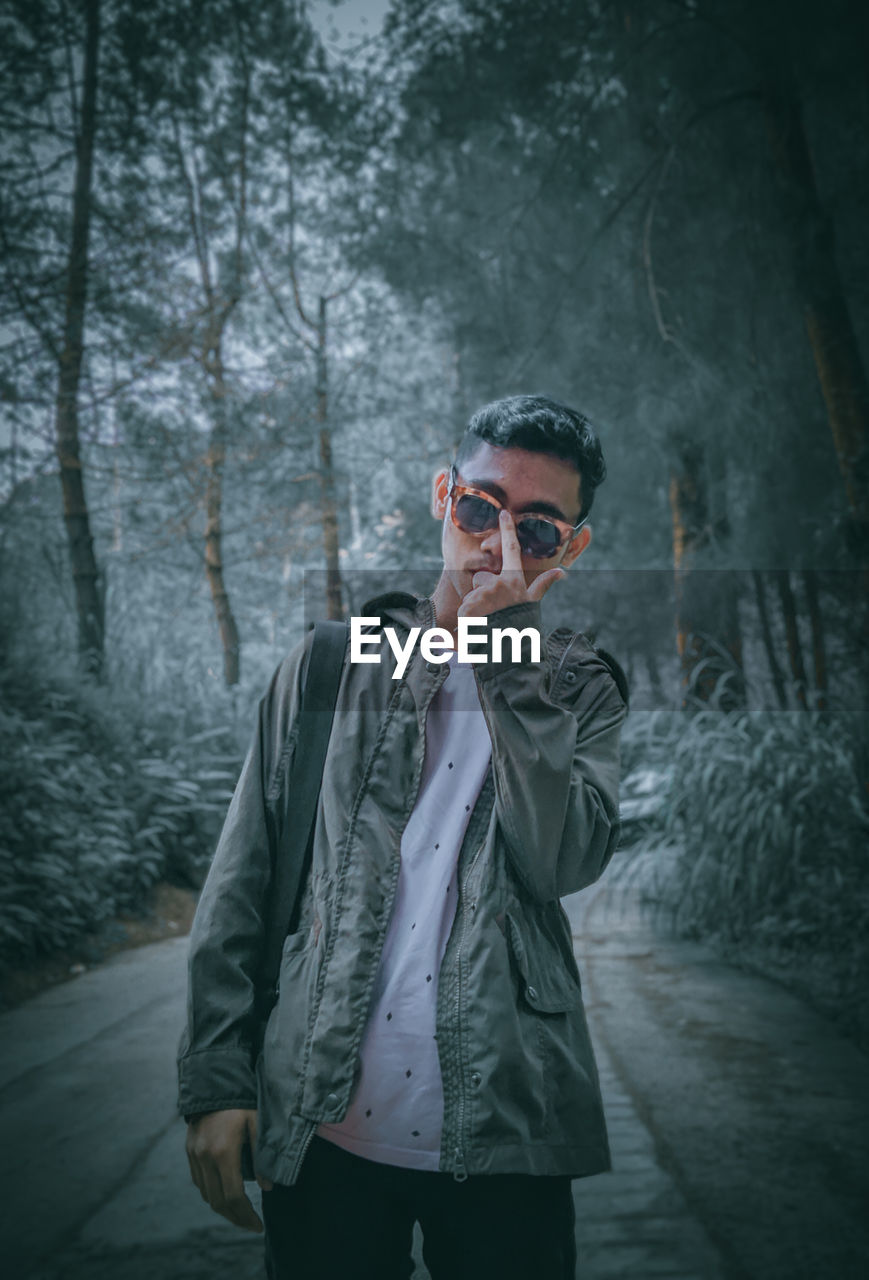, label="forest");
[1,0,867,1042]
